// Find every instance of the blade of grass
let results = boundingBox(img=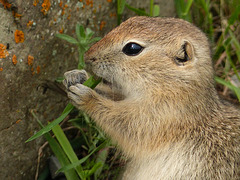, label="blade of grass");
[228,5,240,26]
[52,124,85,179]
[57,140,108,173]
[31,111,79,180]
[149,0,154,16]
[174,0,192,21]
[83,76,102,89]
[125,3,149,16]
[26,104,74,142]
[117,0,126,24]
[153,4,160,17]
[55,34,79,44]
[229,30,240,64]
[85,162,102,178]
[199,0,213,41]
[223,38,240,81]
[174,0,184,18]
[76,24,82,42]
[79,25,86,39]
[215,76,240,101]
[117,0,126,15]
[94,147,109,180]
[223,5,240,37]
[182,0,193,17]
[78,50,85,69]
